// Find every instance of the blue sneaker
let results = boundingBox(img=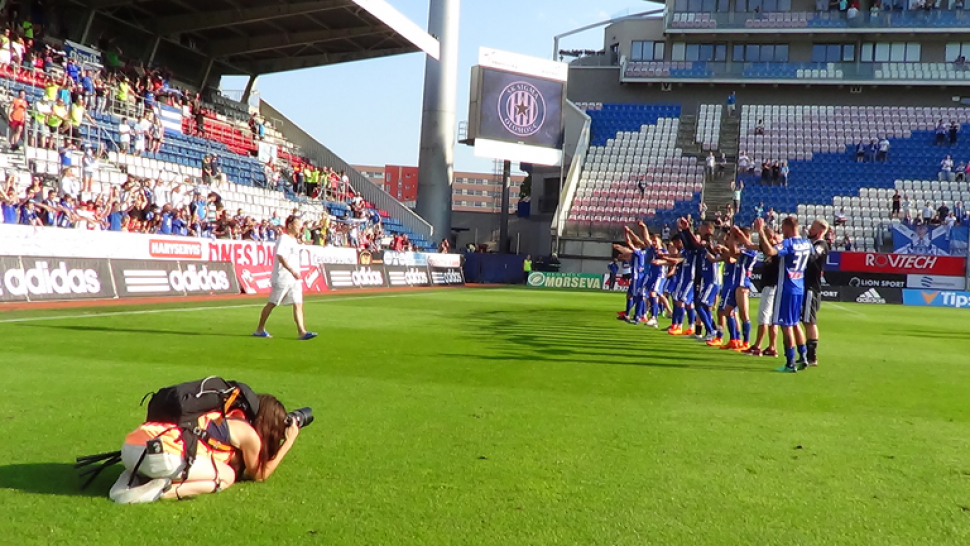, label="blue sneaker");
[299,332,318,341]
[774,364,797,373]
[252,331,272,338]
